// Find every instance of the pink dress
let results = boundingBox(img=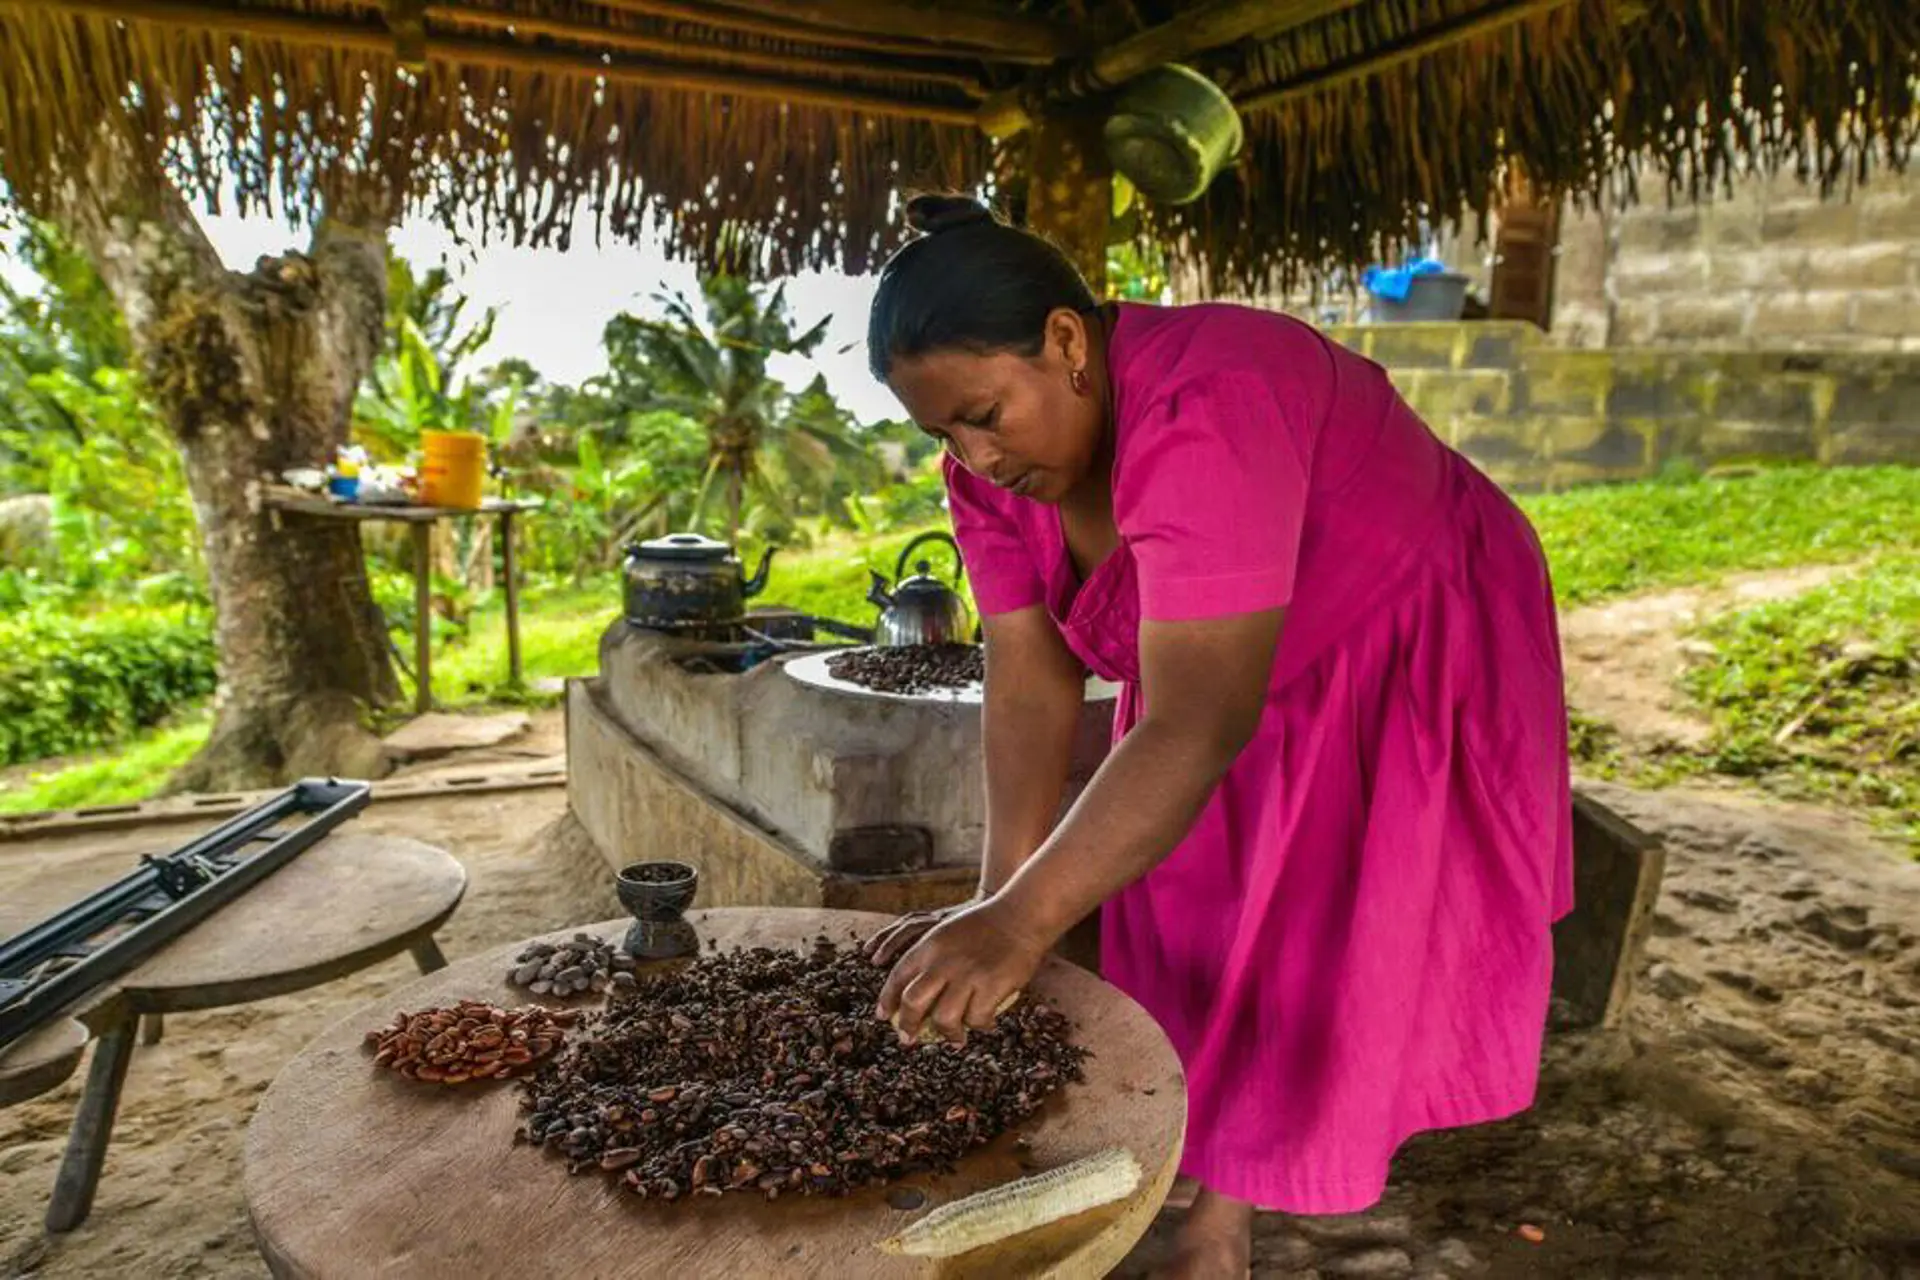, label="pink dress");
[946,302,1574,1214]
